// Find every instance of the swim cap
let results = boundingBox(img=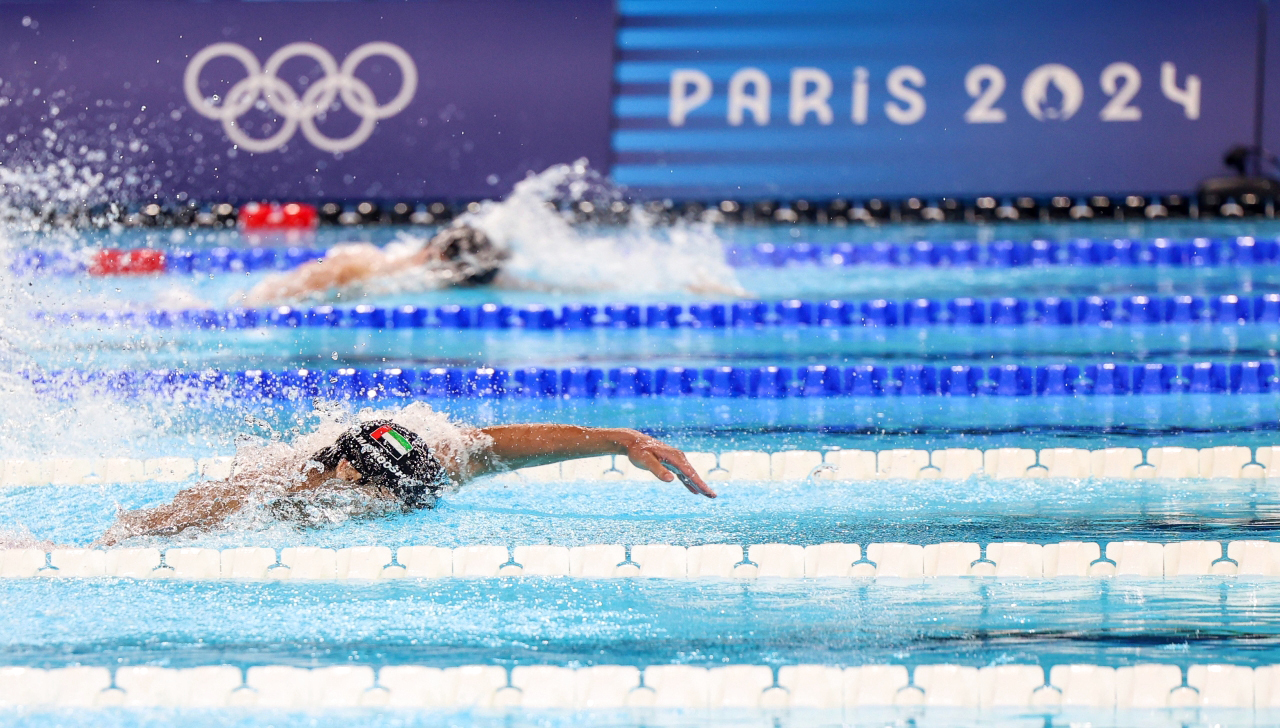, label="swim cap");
[311,420,446,508]
[426,225,508,286]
